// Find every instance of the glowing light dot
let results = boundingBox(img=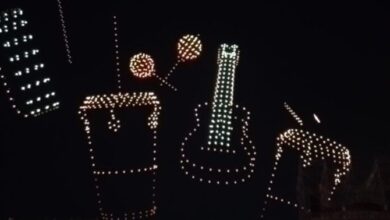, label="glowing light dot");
[313,113,321,124]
